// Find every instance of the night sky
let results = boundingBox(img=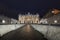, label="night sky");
[0,0,60,19]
